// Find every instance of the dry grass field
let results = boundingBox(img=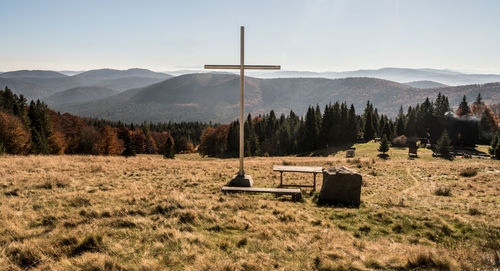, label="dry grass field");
[0,143,499,270]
